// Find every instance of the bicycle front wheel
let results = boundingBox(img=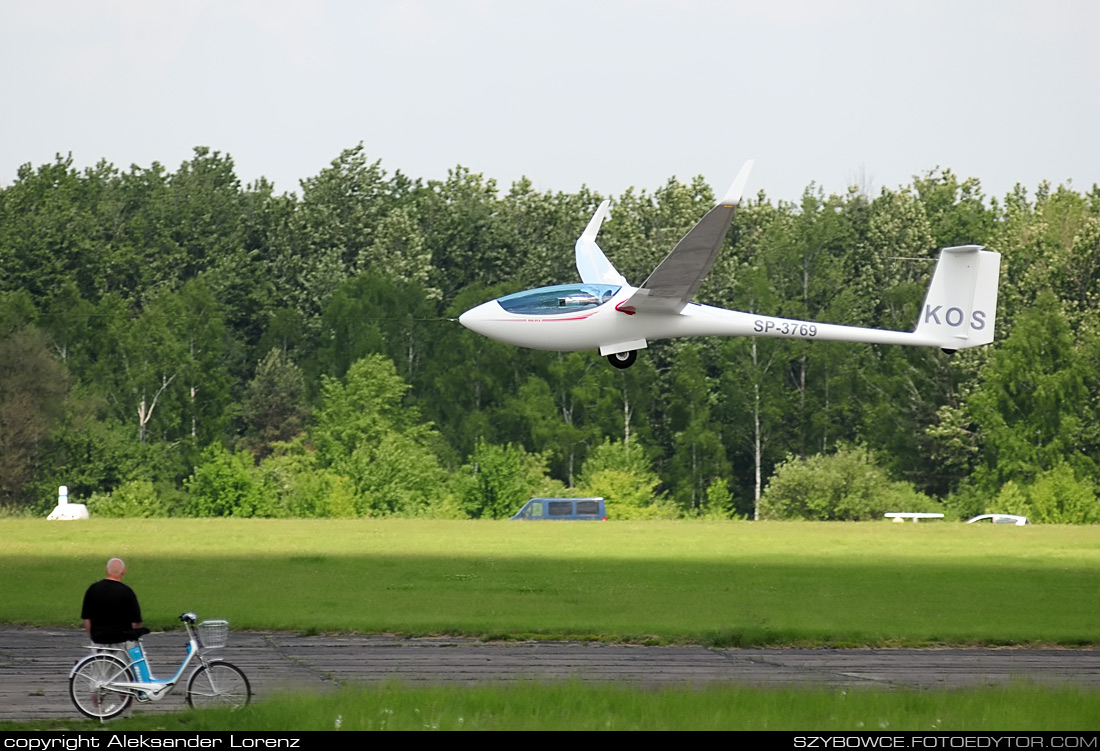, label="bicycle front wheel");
[186,661,251,710]
[69,654,134,719]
